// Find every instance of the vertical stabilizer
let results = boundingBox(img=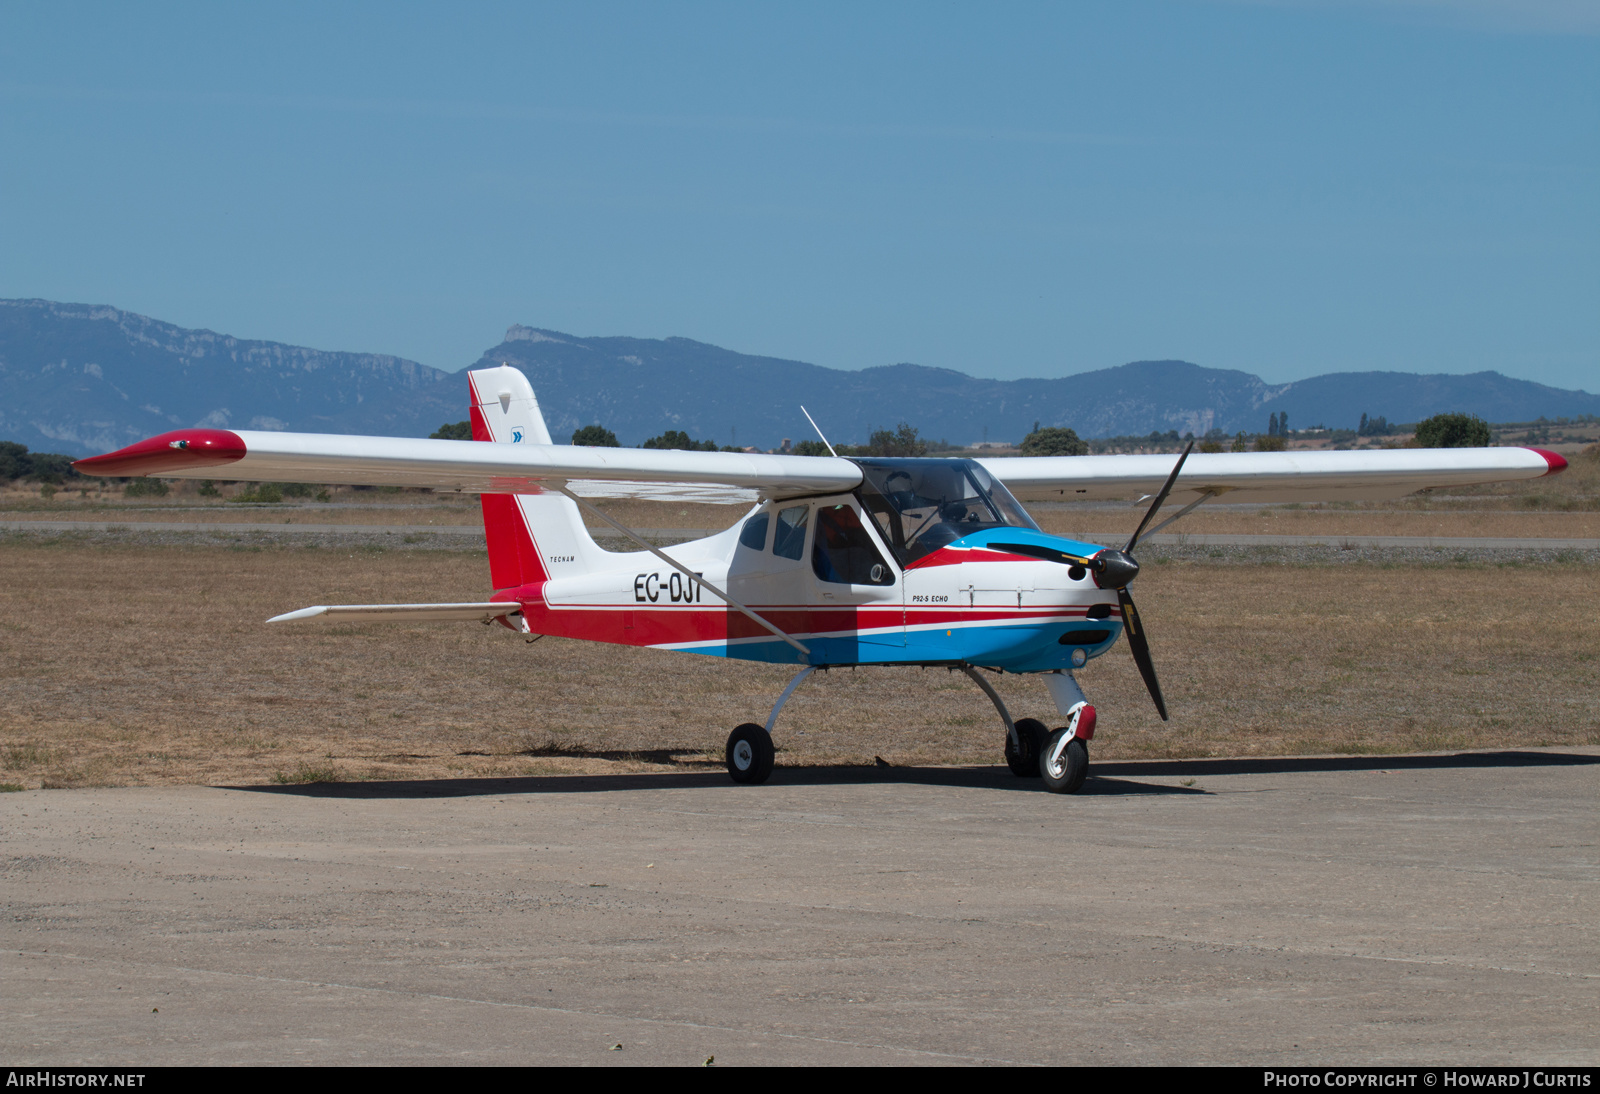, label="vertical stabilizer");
[468,363,553,446]
[465,364,607,591]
